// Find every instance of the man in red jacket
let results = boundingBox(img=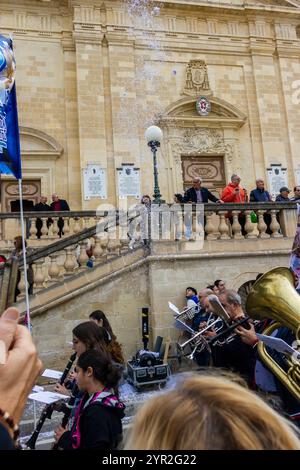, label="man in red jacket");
[221,174,247,203]
[221,174,247,235]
